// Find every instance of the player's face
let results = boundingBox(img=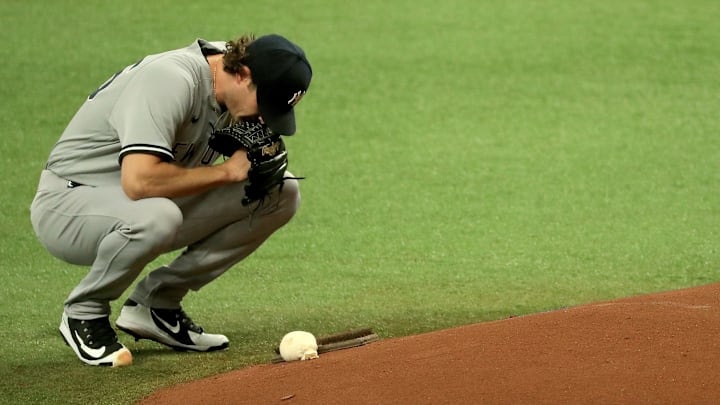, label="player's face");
[226,73,260,119]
